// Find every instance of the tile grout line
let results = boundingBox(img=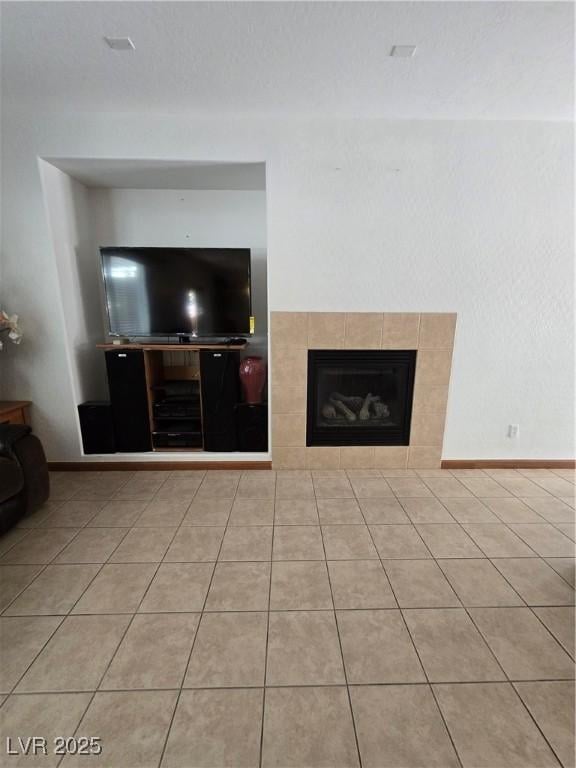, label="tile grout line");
[2,498,149,616]
[1,520,111,697]
[483,560,576,661]
[44,474,181,766]
[6,677,576,698]
[0,524,87,568]
[460,521,574,604]
[355,484,466,768]
[313,473,364,768]
[3,552,573,562]
[459,599,569,768]
[4,485,572,596]
[3,527,35,547]
[3,505,573,610]
[3,600,575,619]
[436,557,528,609]
[367,475,552,564]
[510,679,573,768]
[415,493,562,563]
[381,475,576,677]
[501,518,574,557]
[54,473,189,768]
[526,608,576,663]
[0,561,55,615]
[455,515,576,656]
[1,483,152,696]
[466,491,575,549]
[3,616,66,698]
[6,478,562,647]
[258,473,277,768]
[6,558,108,619]
[156,470,237,768]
